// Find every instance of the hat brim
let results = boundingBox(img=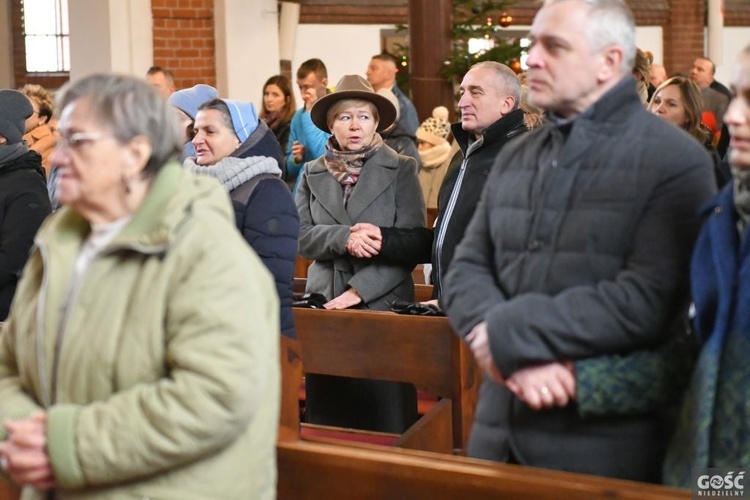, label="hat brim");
[310,90,397,134]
